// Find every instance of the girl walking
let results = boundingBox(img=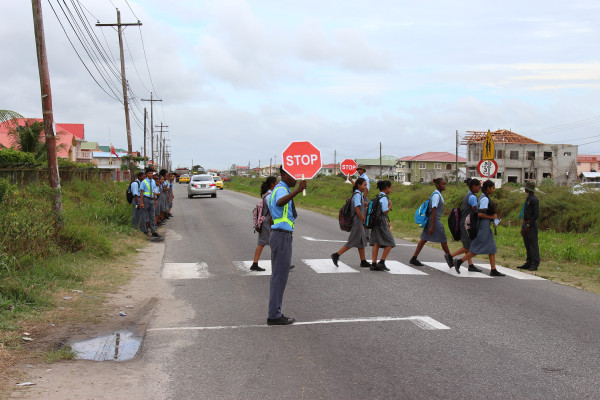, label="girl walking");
[250,176,278,272]
[449,178,482,272]
[409,178,455,268]
[331,178,371,268]
[370,180,395,271]
[454,180,505,276]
